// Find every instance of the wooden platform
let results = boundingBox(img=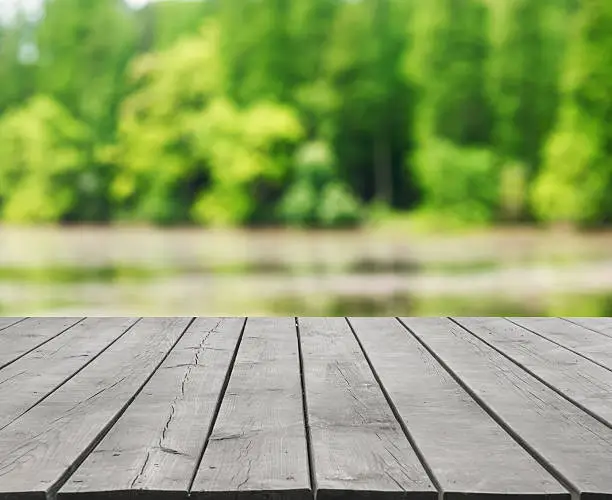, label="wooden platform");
[1,317,612,500]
